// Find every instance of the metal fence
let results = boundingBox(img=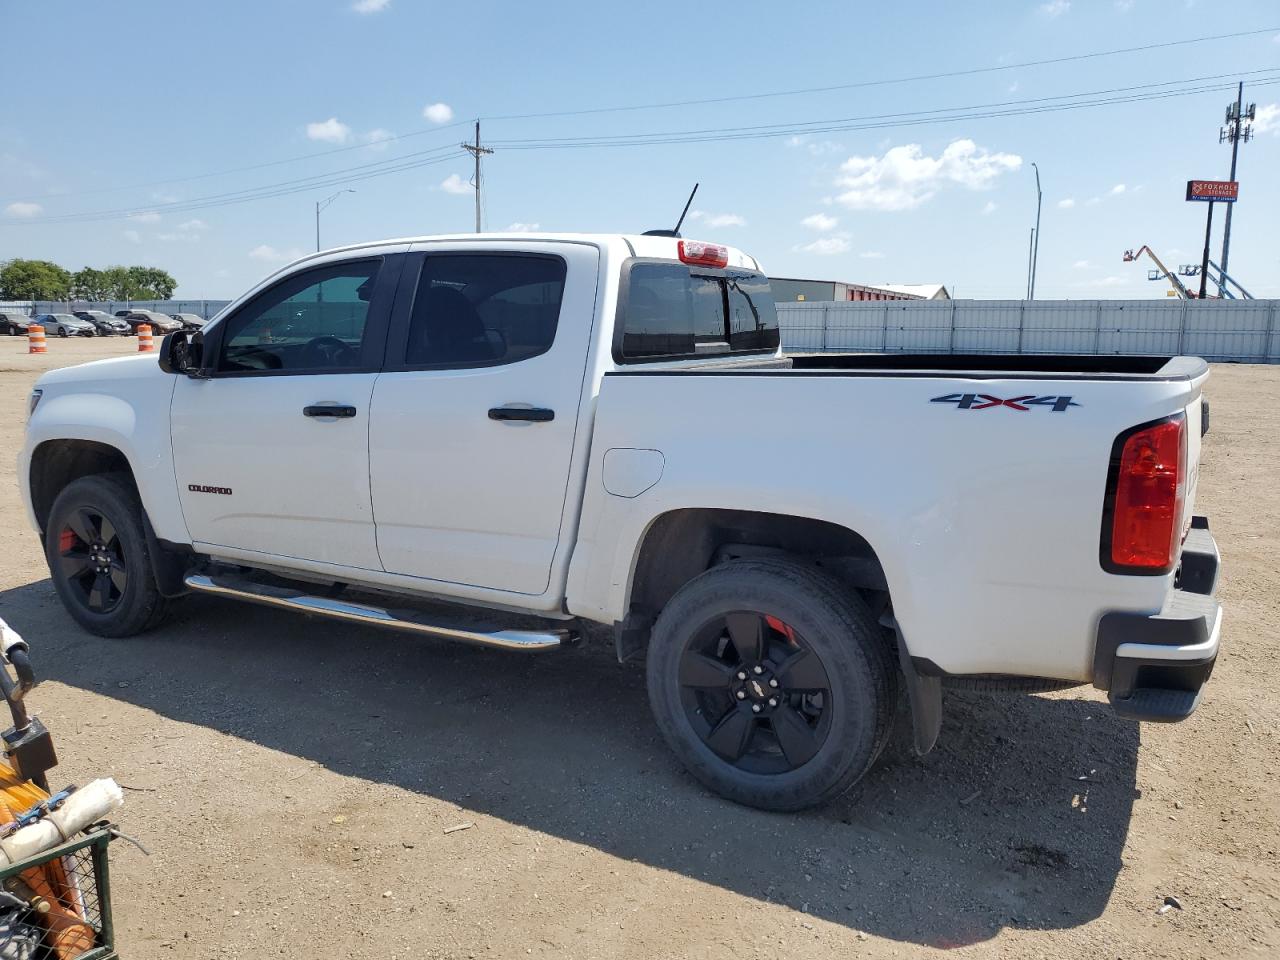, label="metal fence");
[778,299,1280,363]
[0,300,232,320]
